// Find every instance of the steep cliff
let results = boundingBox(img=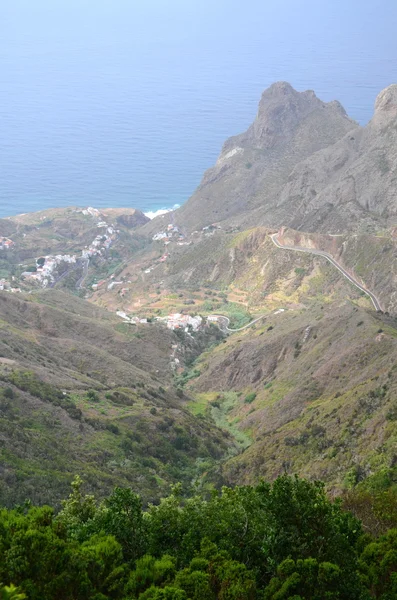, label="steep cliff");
[272,84,397,233]
[173,82,358,231]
